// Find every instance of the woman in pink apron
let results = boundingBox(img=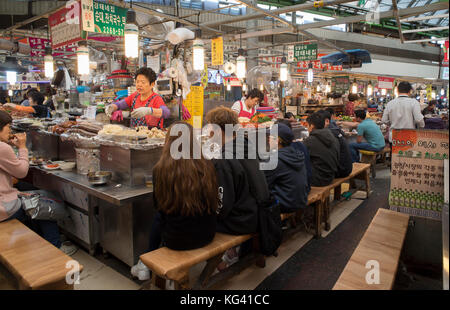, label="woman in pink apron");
[231,88,264,118]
